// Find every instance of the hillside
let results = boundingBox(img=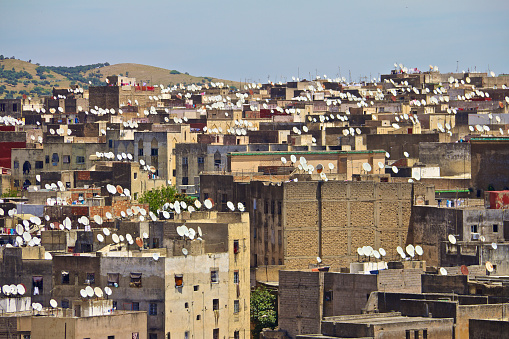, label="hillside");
[0,58,239,99]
